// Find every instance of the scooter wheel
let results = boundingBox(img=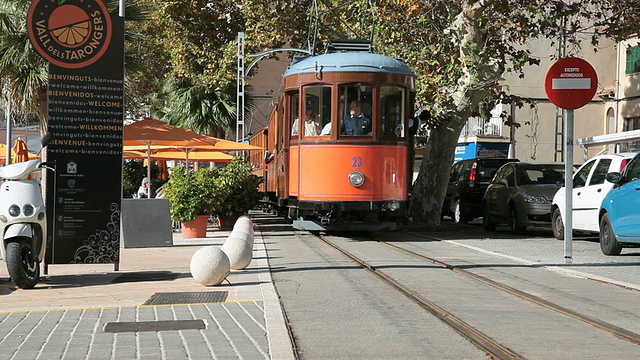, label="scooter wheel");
[6,240,40,289]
